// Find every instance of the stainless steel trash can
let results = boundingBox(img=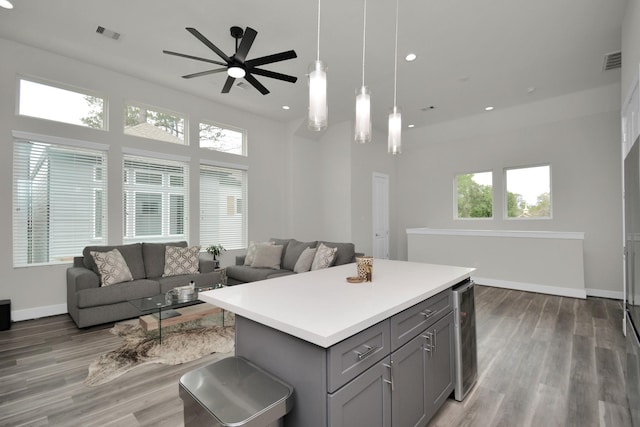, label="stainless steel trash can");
[179,356,294,427]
